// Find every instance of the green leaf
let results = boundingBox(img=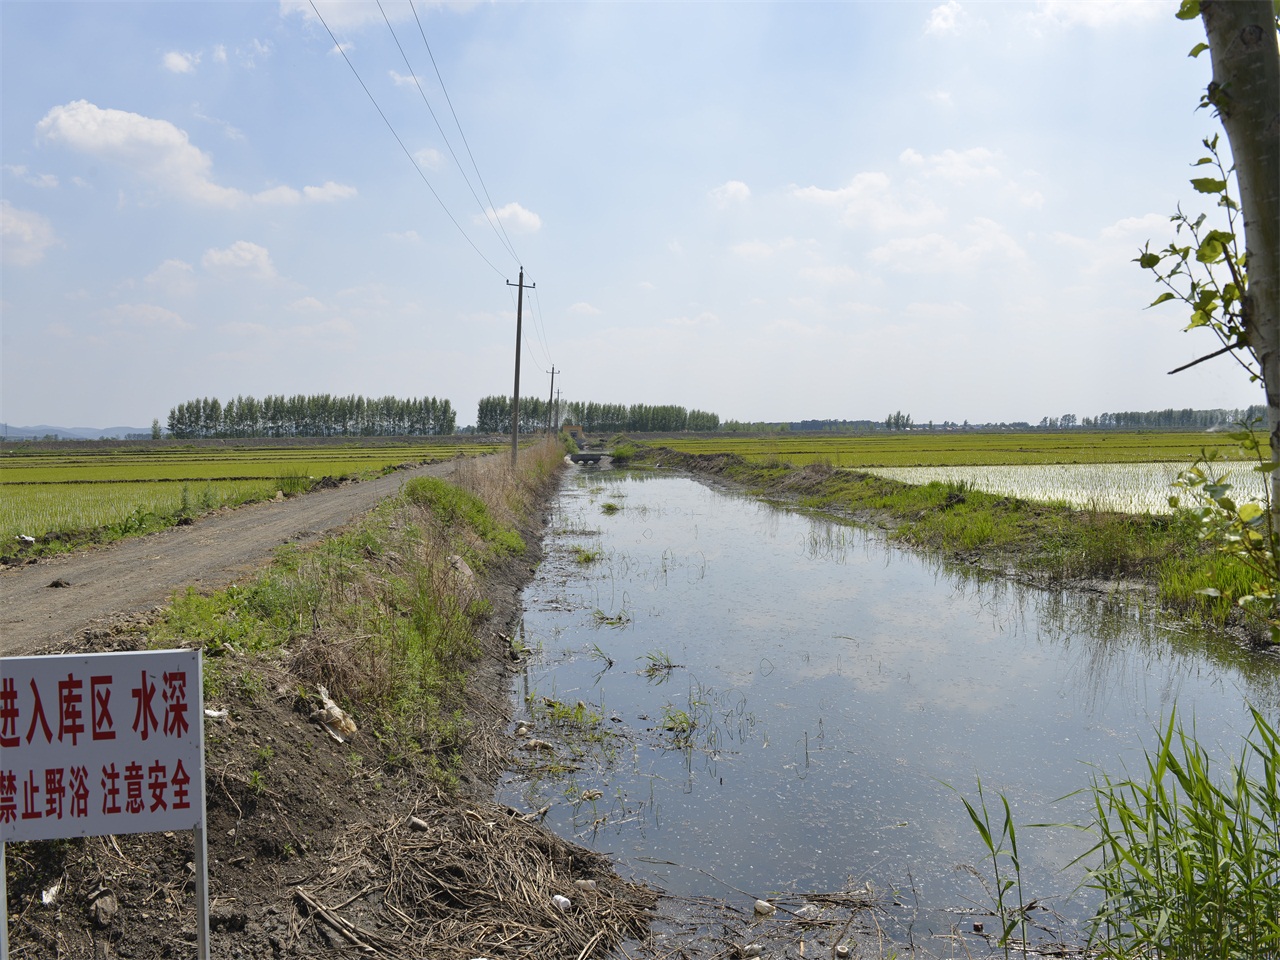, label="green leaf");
[1175,0,1200,18]
[1238,502,1265,523]
[1188,42,1209,57]
[1148,292,1177,308]
[1196,587,1222,597]
[1193,156,1215,166]
[1196,236,1225,263]
[1137,252,1162,269]
[1190,177,1228,194]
